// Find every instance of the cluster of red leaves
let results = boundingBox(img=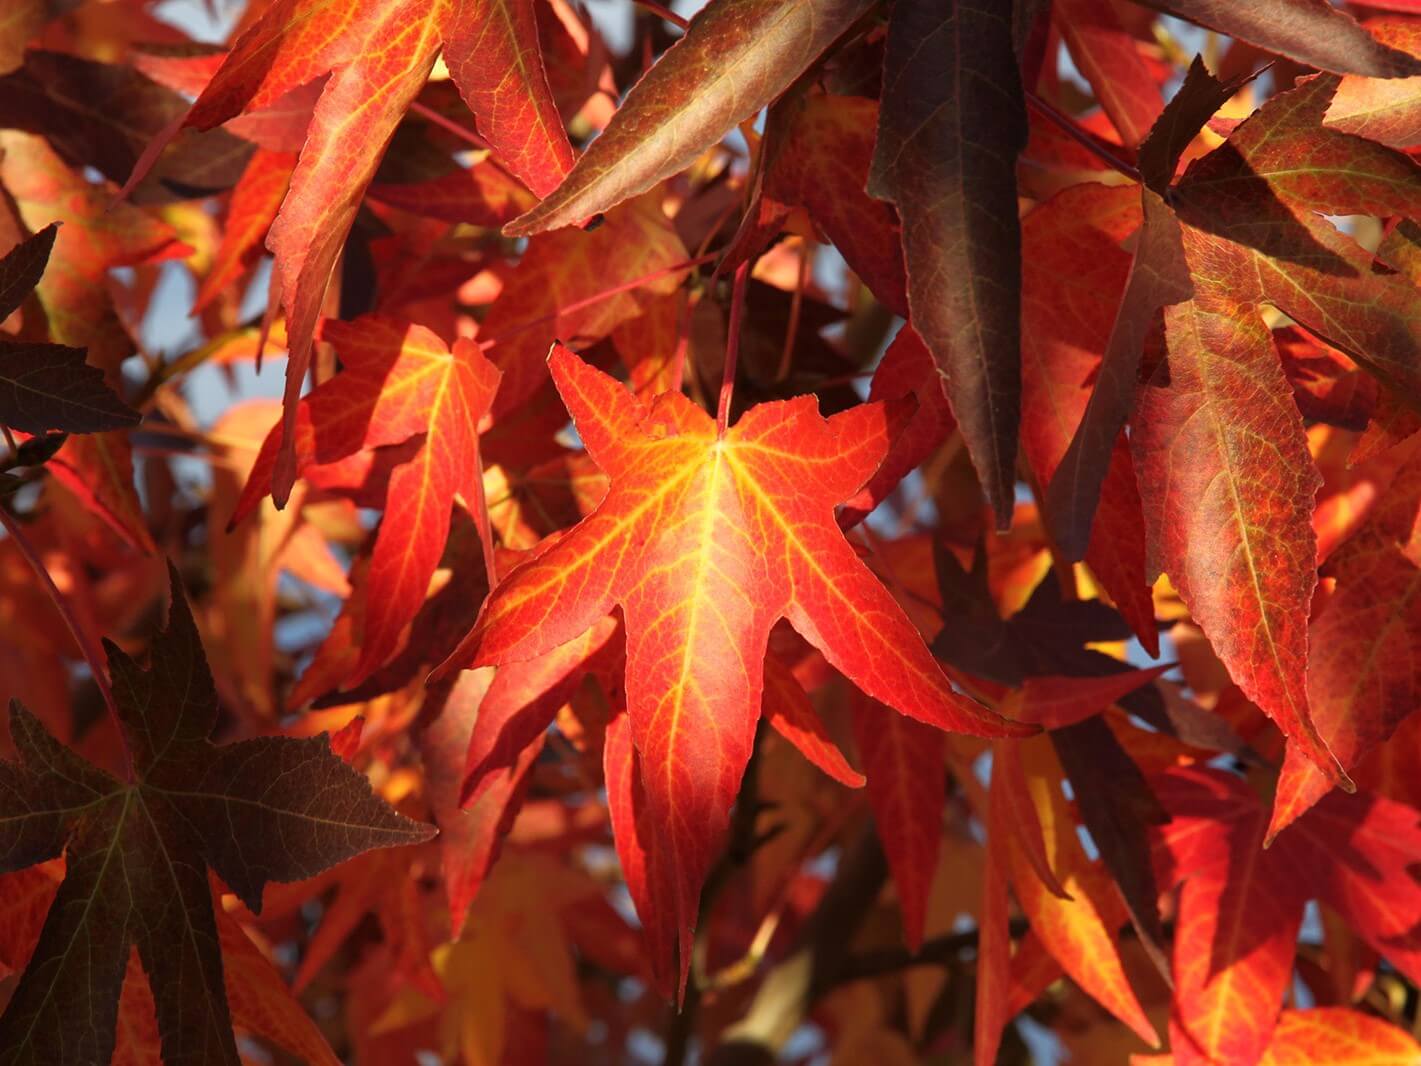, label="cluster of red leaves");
[3,0,1421,1064]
